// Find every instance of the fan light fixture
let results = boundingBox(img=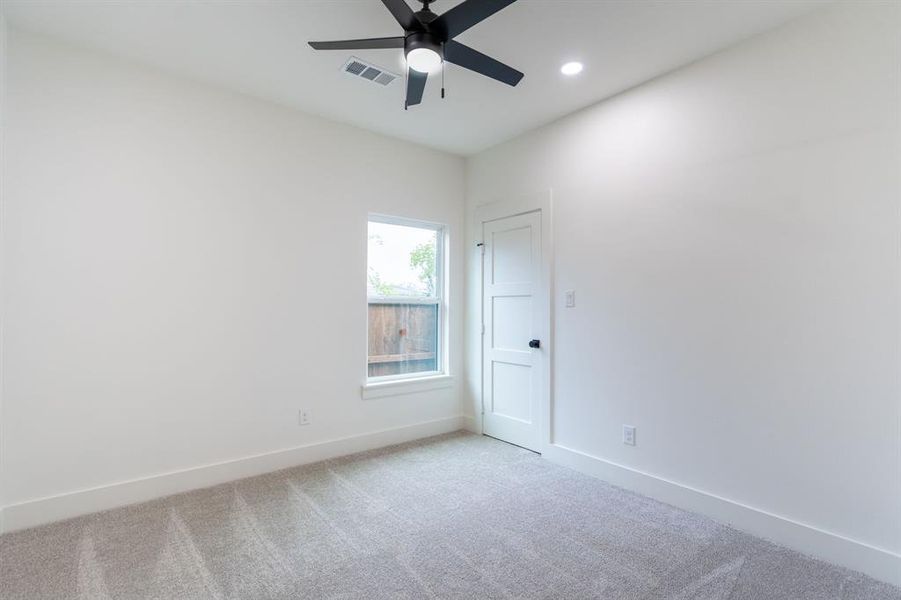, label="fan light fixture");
[406,47,442,73]
[561,61,583,76]
[308,0,524,109]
